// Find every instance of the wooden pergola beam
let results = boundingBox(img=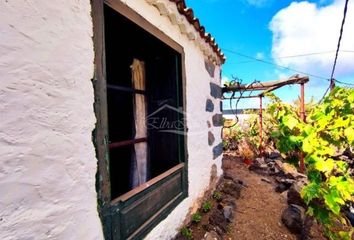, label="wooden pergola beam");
[222,75,309,170]
[222,75,309,93]
[259,84,283,96]
[223,94,260,99]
